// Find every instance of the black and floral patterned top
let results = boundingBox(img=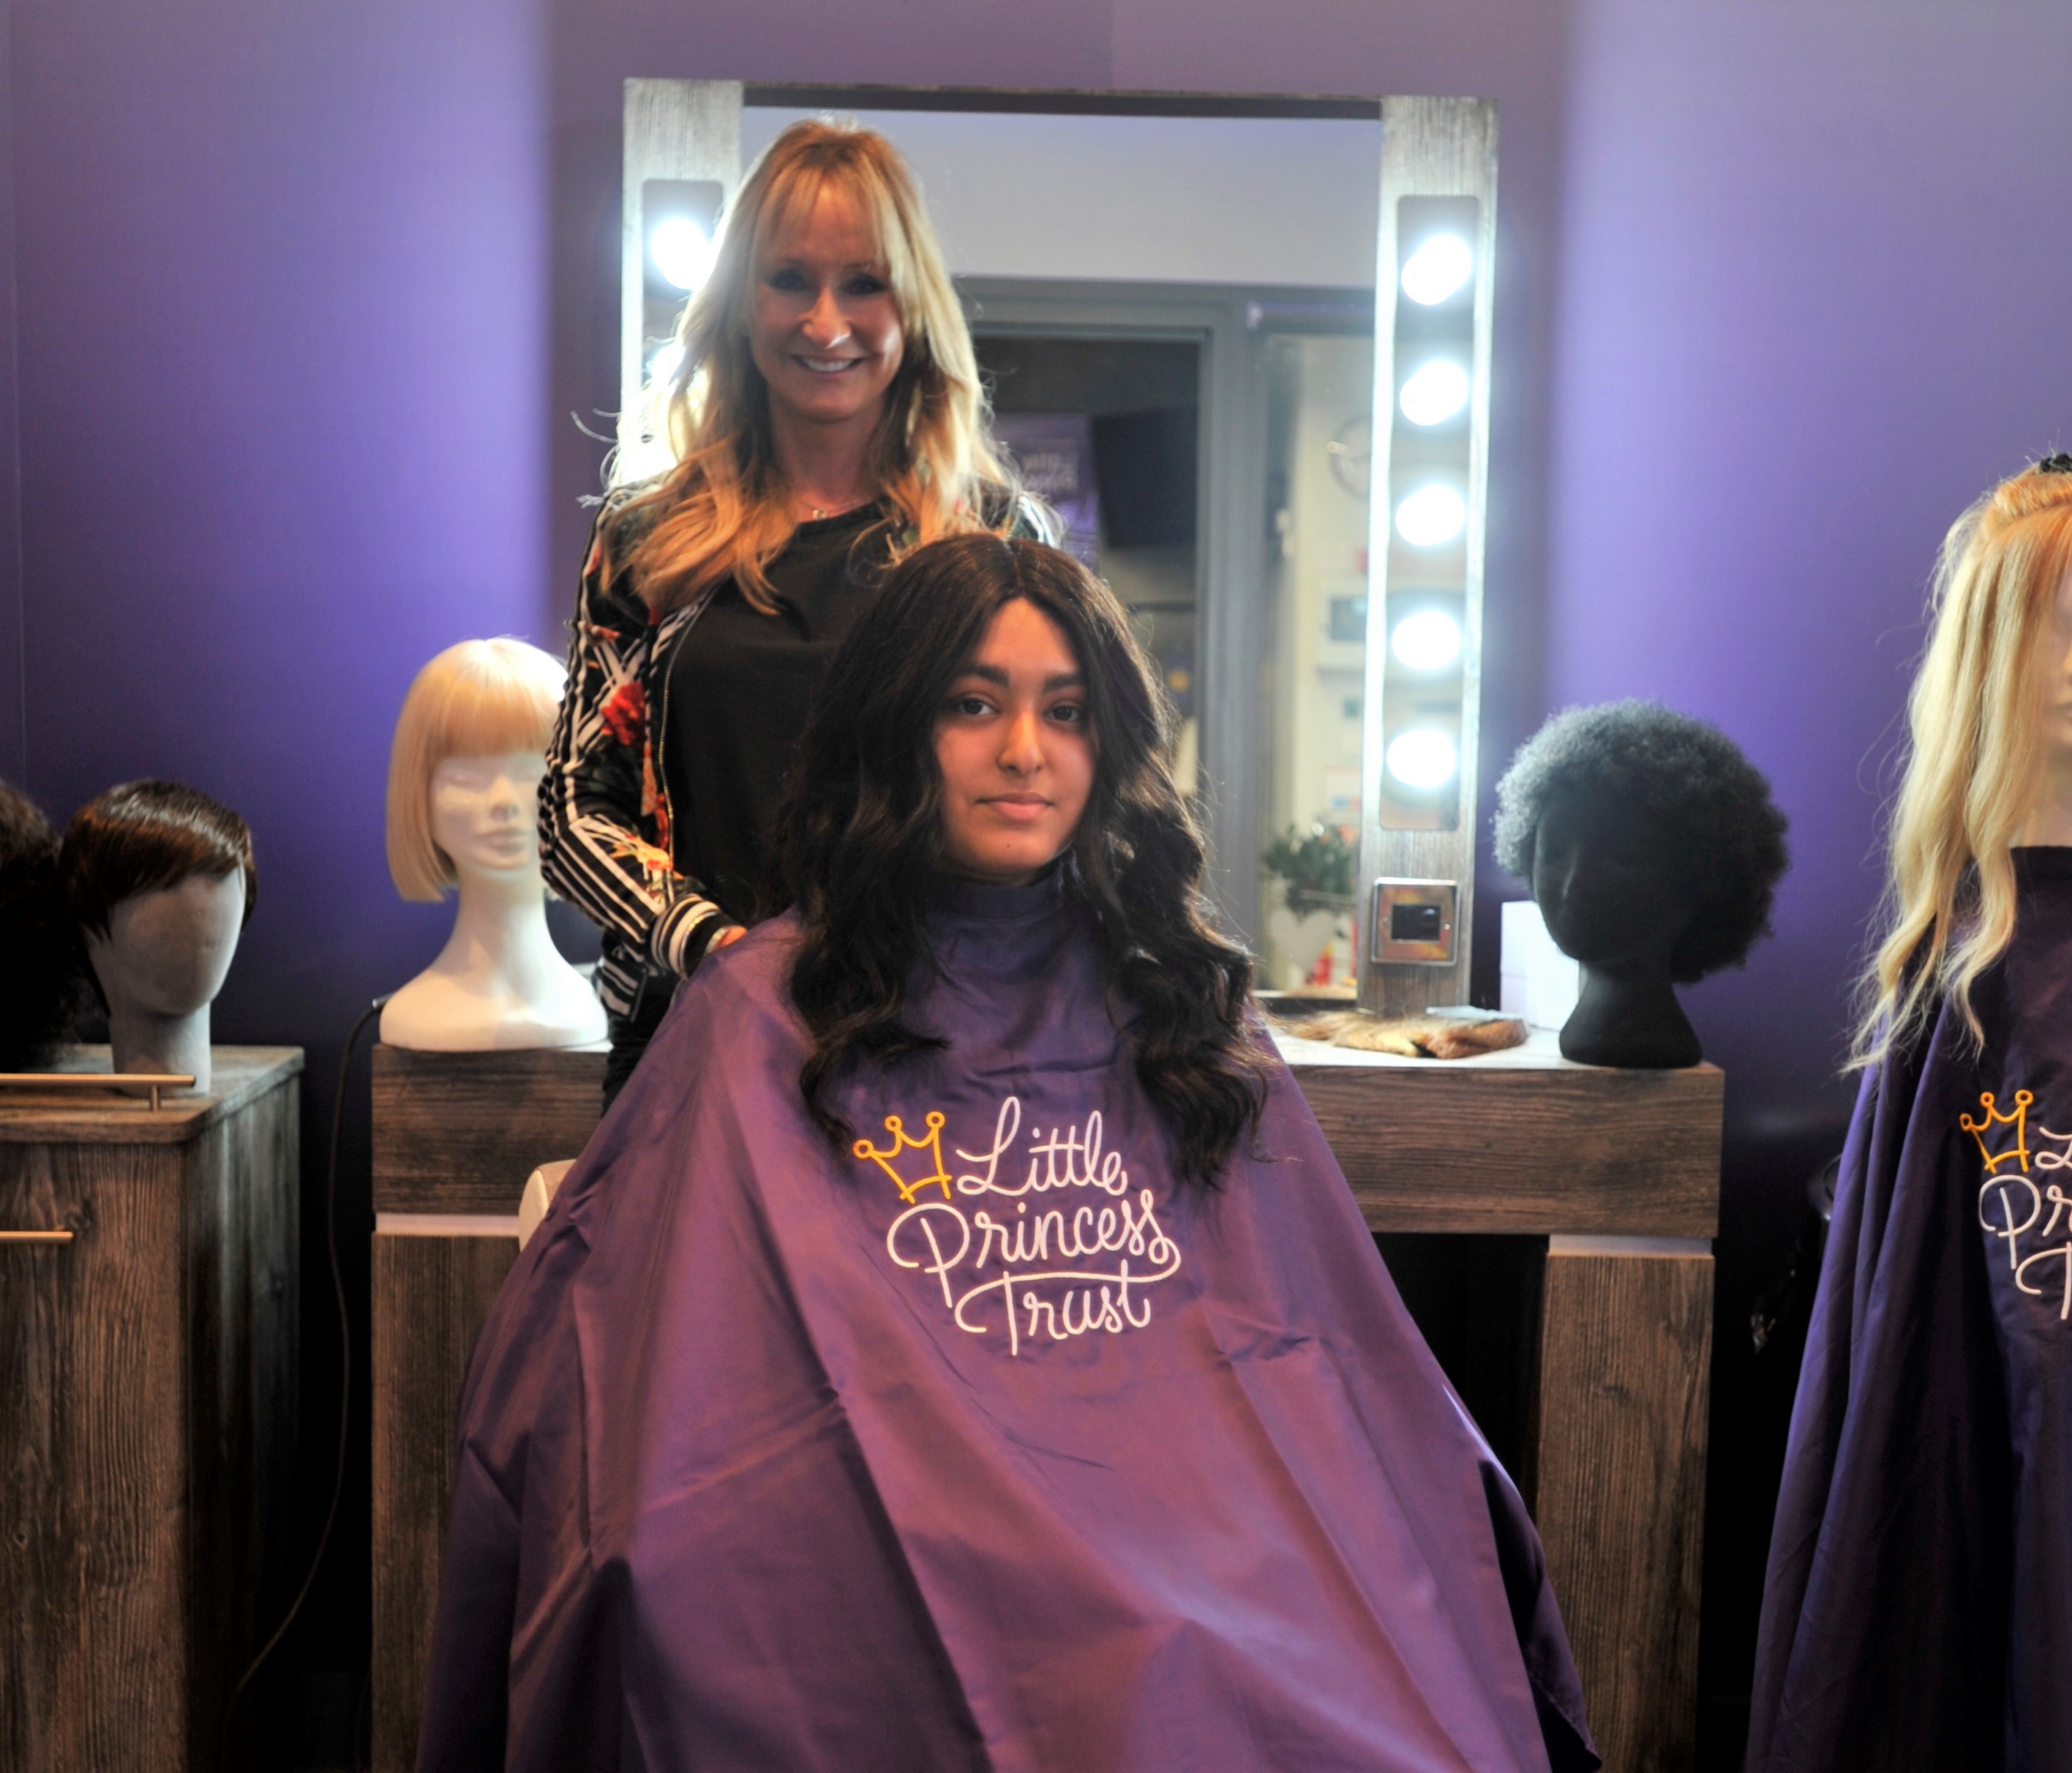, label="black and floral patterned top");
[539,489,1043,1025]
